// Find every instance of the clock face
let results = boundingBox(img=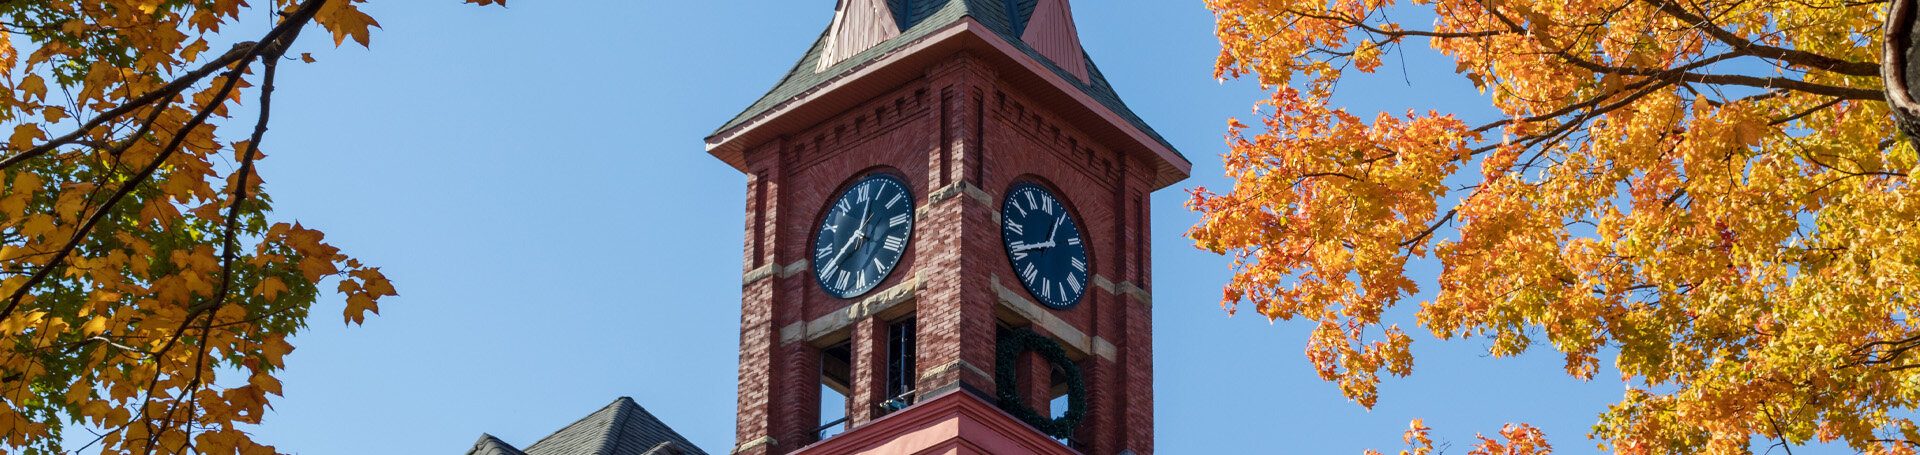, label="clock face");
[1000,183,1089,310]
[813,174,915,299]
